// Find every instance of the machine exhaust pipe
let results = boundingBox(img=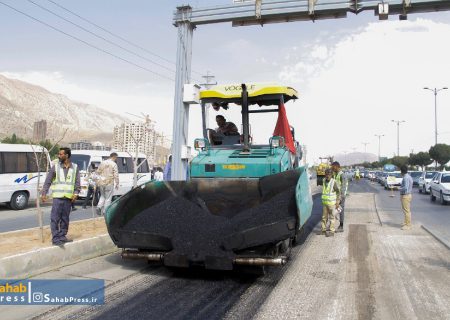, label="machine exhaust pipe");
[121,250,164,262]
[233,257,287,266]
